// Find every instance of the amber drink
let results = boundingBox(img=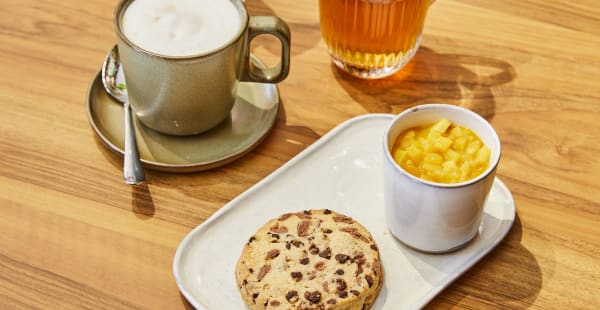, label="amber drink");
[319,0,430,79]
